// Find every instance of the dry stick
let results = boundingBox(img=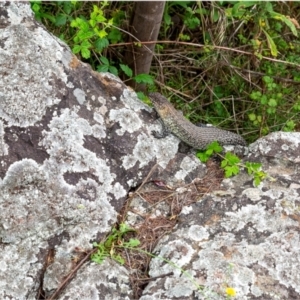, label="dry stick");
[133,163,159,195]
[109,40,300,68]
[137,272,174,282]
[47,248,98,300]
